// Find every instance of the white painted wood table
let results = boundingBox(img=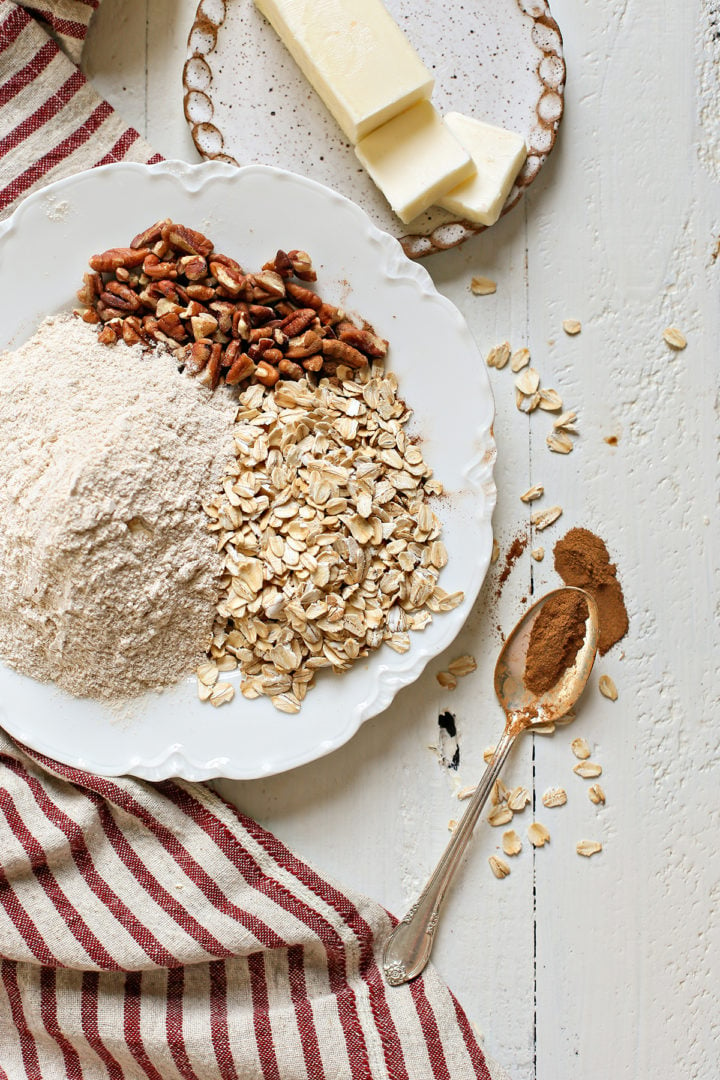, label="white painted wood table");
[83,3,720,1077]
